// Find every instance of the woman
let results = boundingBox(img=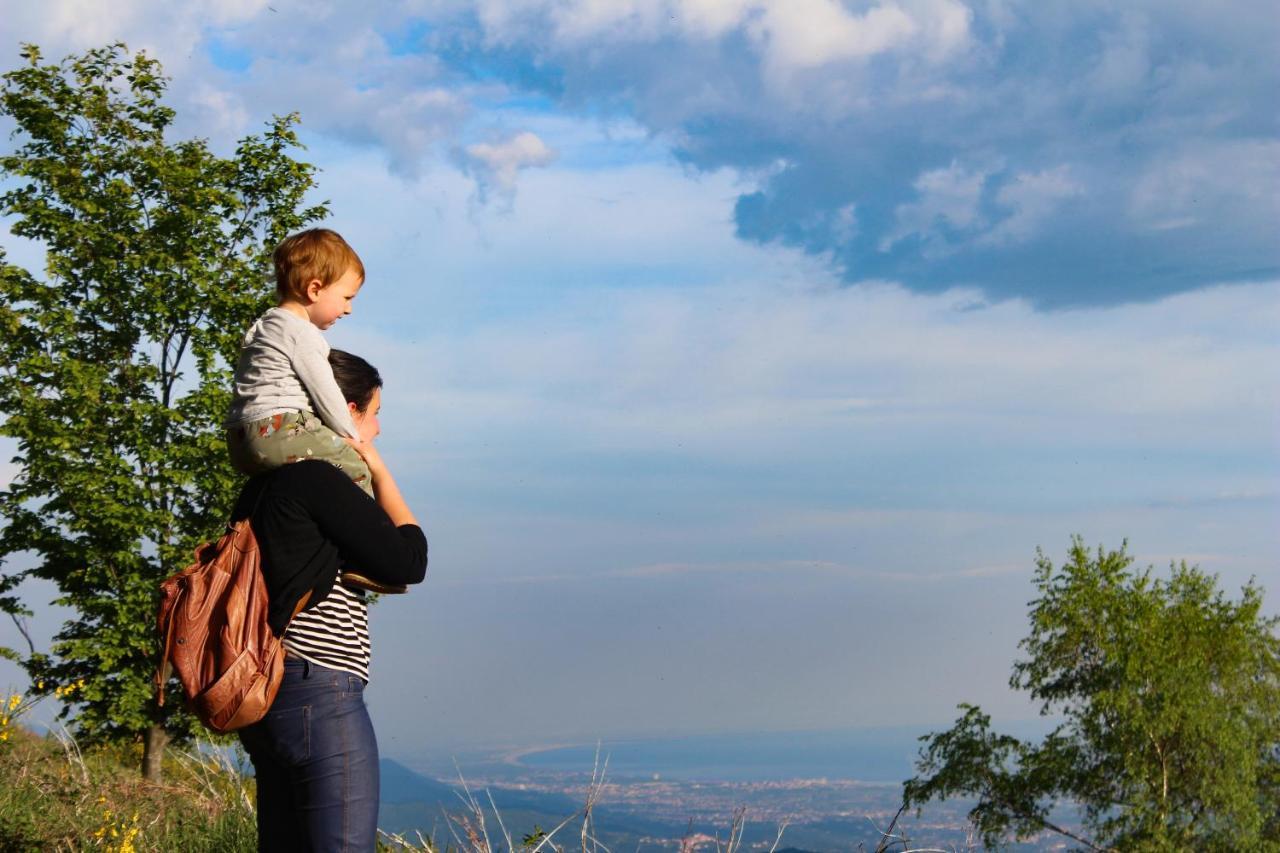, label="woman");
[232,349,427,852]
